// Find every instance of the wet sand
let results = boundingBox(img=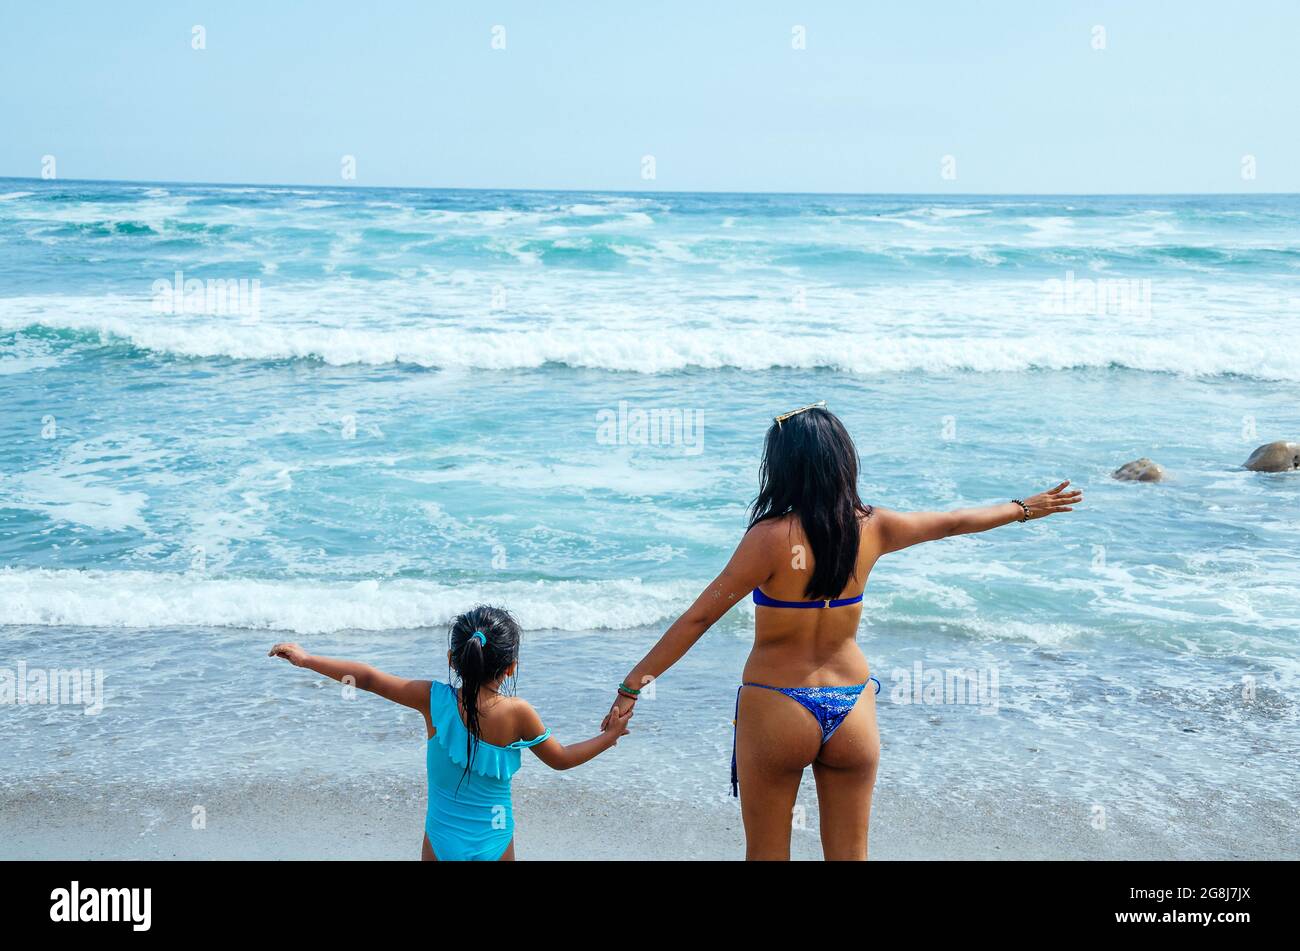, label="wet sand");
[2,774,1290,860]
